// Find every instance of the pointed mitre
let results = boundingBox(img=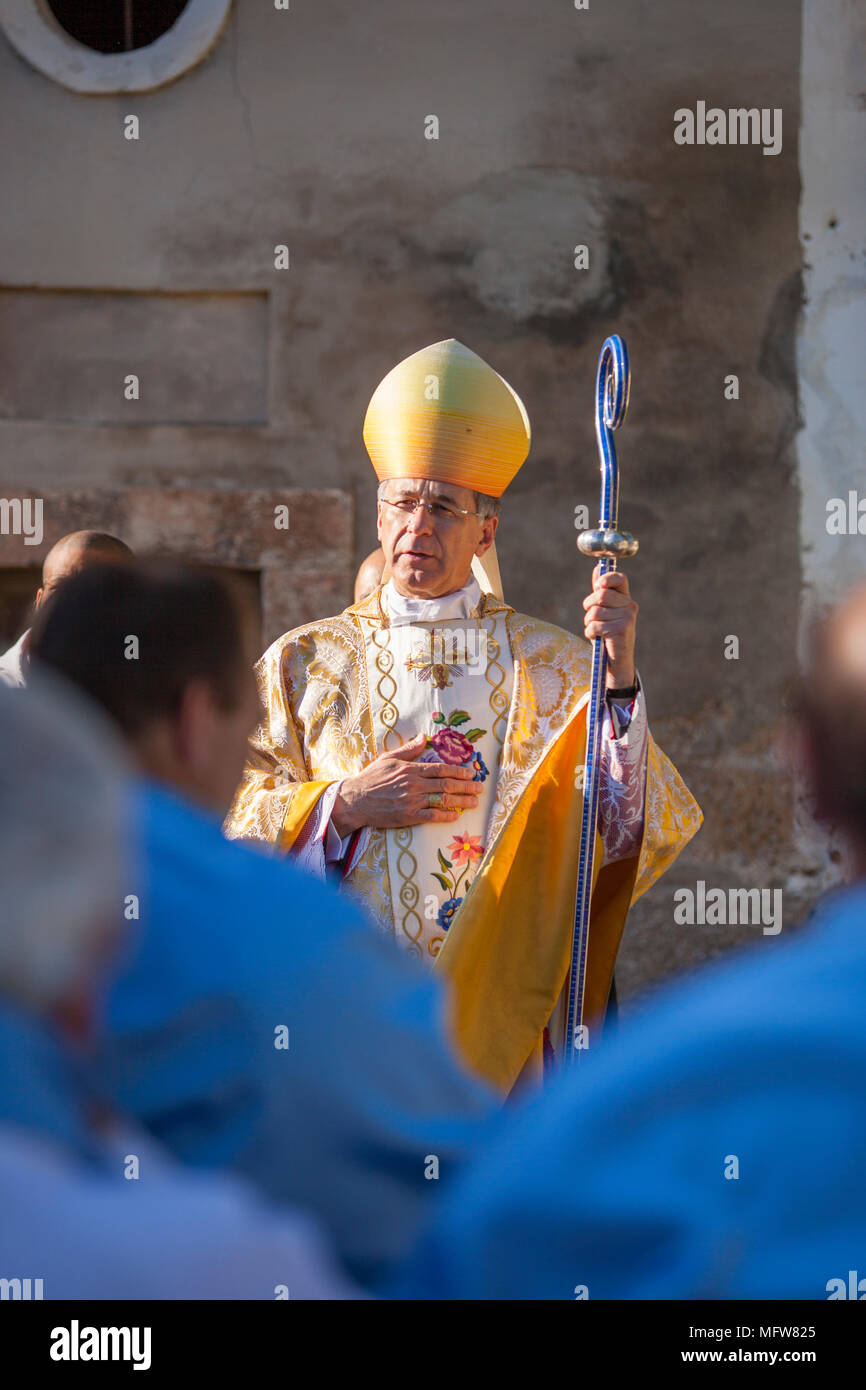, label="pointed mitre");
[363,340,530,598]
[362,339,531,498]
